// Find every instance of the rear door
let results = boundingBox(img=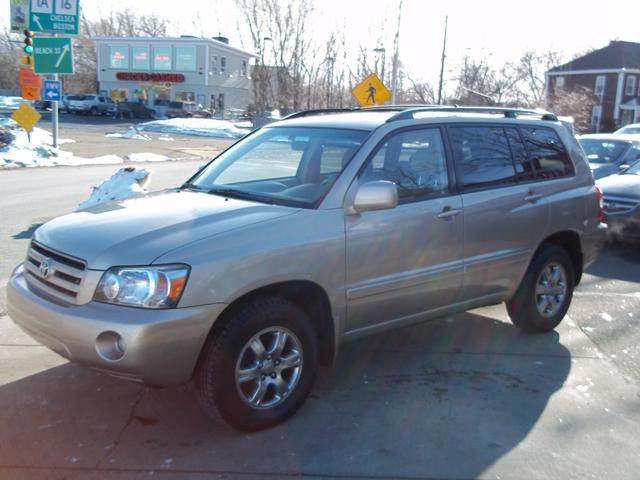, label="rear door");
[447,125,549,301]
[345,127,464,334]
